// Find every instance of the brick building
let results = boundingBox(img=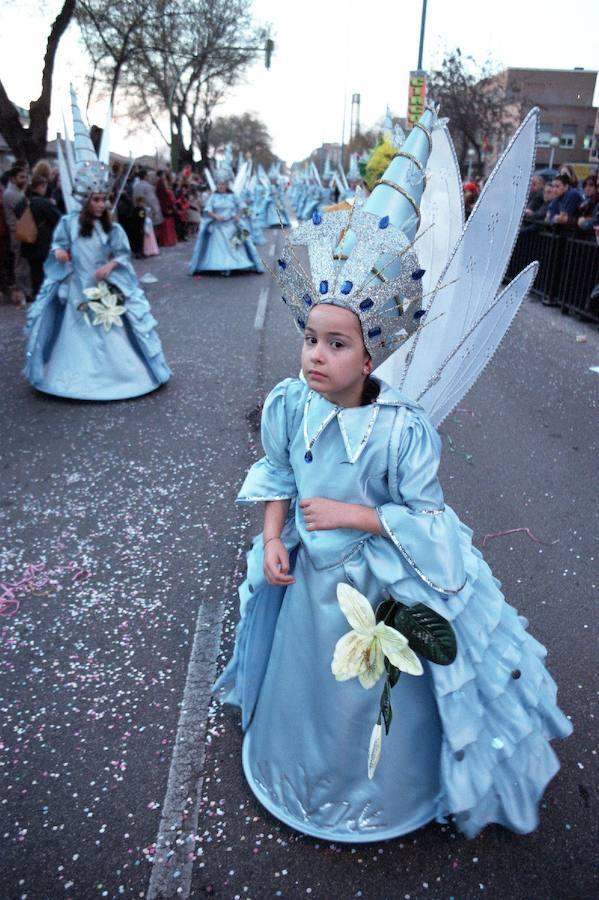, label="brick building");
[485,67,597,177]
